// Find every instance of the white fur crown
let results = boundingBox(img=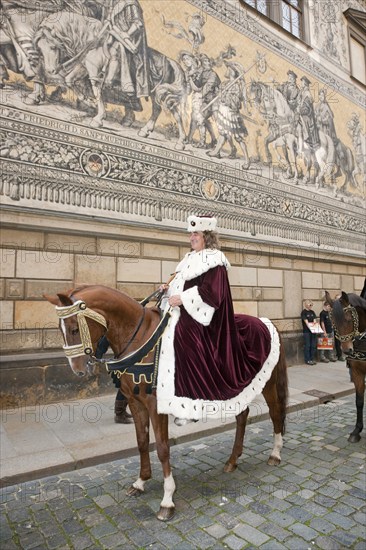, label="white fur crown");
[187,215,217,232]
